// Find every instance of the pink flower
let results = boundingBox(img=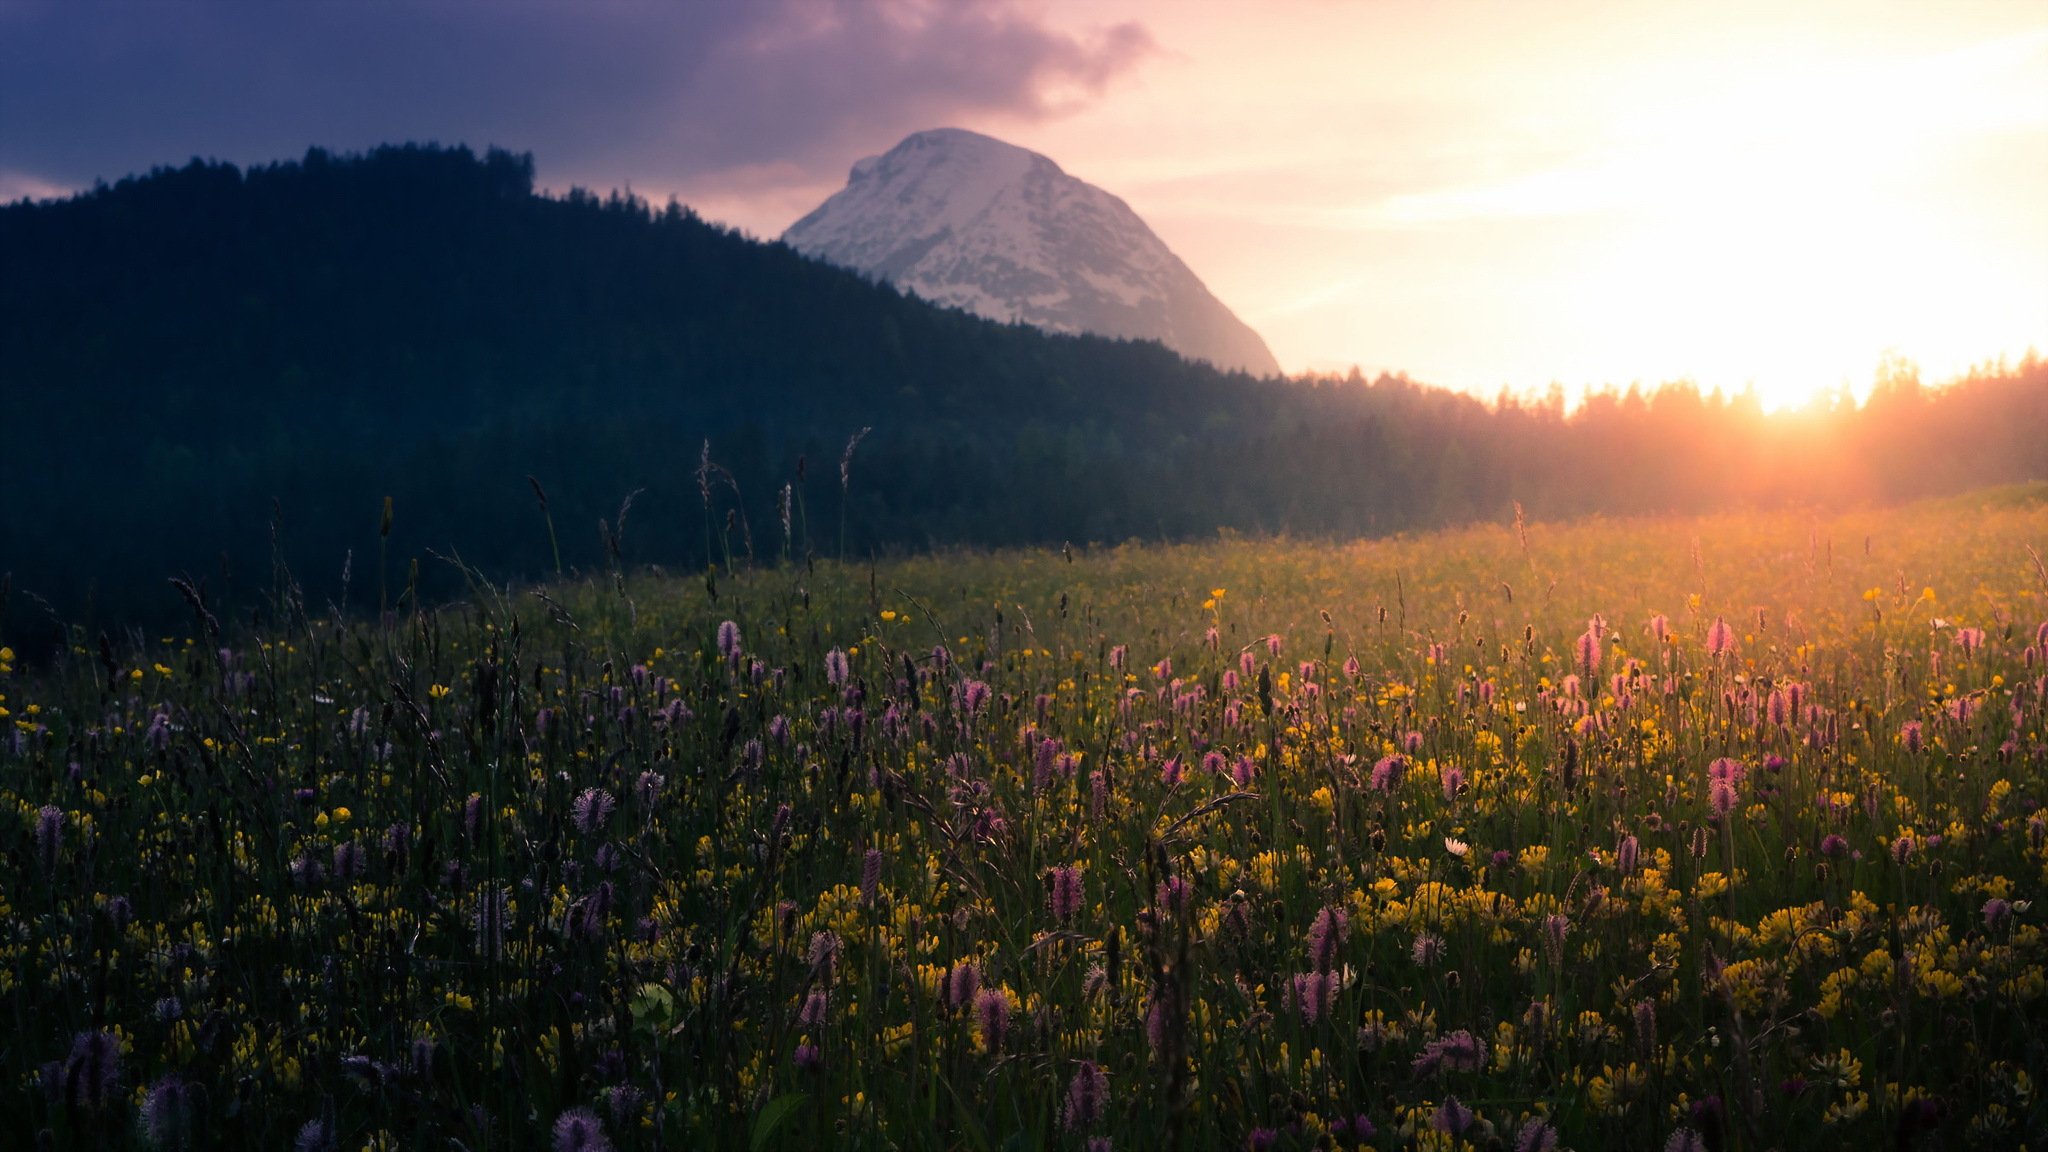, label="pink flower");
[1616,834,1640,876]
[1705,616,1734,656]
[1062,1060,1108,1131]
[1709,778,1739,821]
[944,963,981,1012]
[1288,970,1337,1023]
[1440,765,1466,801]
[974,987,1010,1053]
[1306,905,1349,972]
[1576,628,1601,678]
[1048,866,1085,923]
